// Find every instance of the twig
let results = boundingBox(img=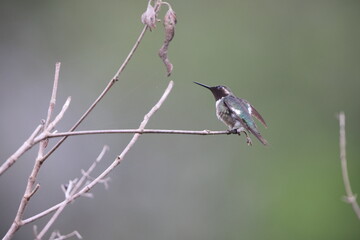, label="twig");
[34,146,109,239]
[37,129,230,141]
[40,96,71,146]
[35,199,67,239]
[115,80,173,162]
[35,203,67,240]
[28,184,40,199]
[39,62,62,160]
[23,80,174,227]
[338,112,360,220]
[70,145,110,196]
[49,230,82,240]
[44,62,61,129]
